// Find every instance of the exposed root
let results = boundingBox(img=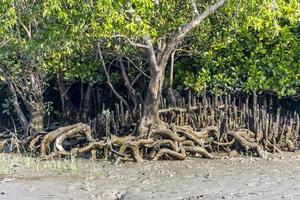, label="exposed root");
[196,126,220,141]
[55,124,93,153]
[0,121,297,162]
[153,148,186,161]
[74,141,106,154]
[118,141,143,162]
[153,129,184,142]
[176,127,203,146]
[154,139,179,151]
[110,135,135,146]
[183,146,214,159]
[286,140,296,152]
[227,131,263,157]
[40,124,79,157]
[40,123,93,157]
[212,138,235,146]
[28,135,43,152]
[181,140,195,147]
